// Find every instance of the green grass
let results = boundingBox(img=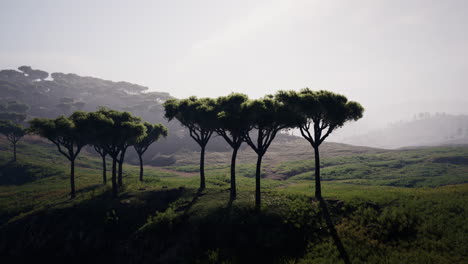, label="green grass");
[0,137,467,263]
[278,147,468,187]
